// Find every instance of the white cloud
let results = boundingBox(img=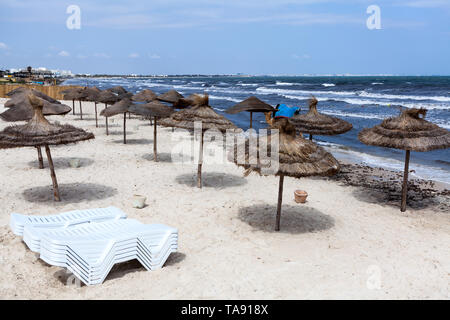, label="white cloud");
[149,53,161,59]
[0,42,8,49]
[77,54,87,59]
[58,50,70,57]
[128,53,140,58]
